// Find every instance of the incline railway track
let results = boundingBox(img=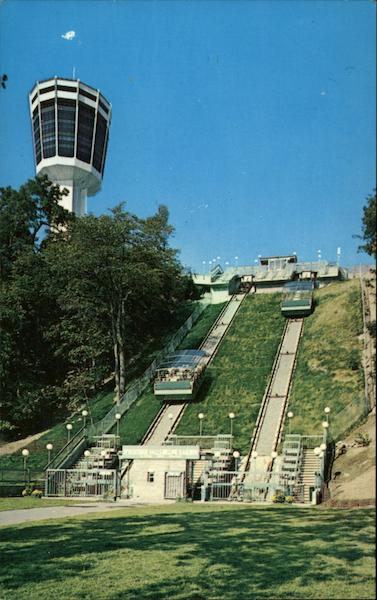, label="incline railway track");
[242,317,304,477]
[142,293,247,446]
